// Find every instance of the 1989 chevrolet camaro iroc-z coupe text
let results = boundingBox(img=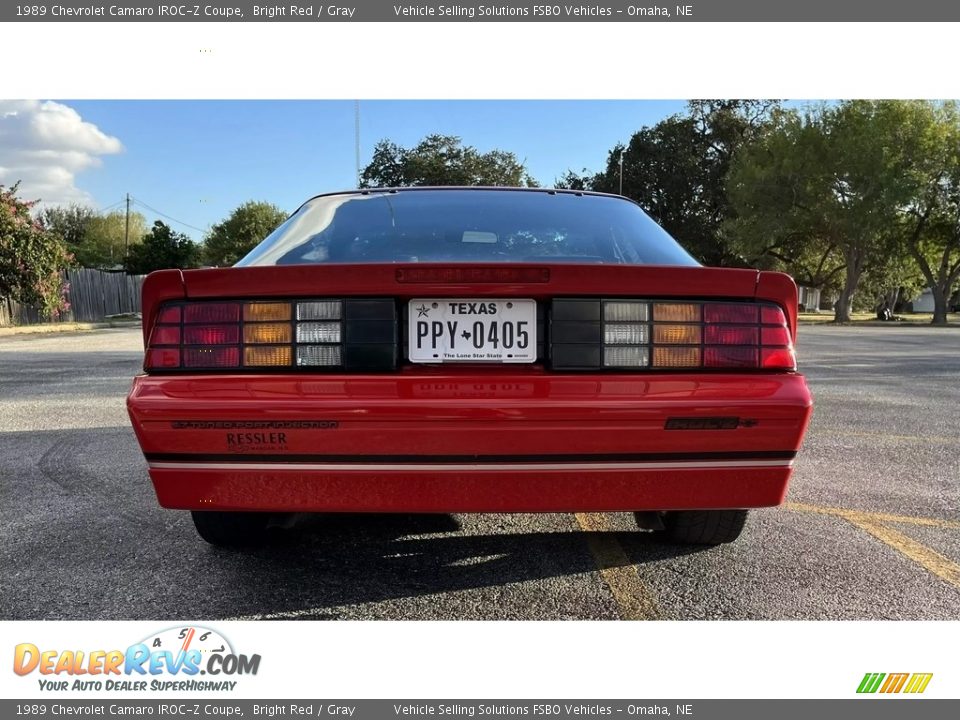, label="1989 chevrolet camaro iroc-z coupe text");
[127,187,813,547]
